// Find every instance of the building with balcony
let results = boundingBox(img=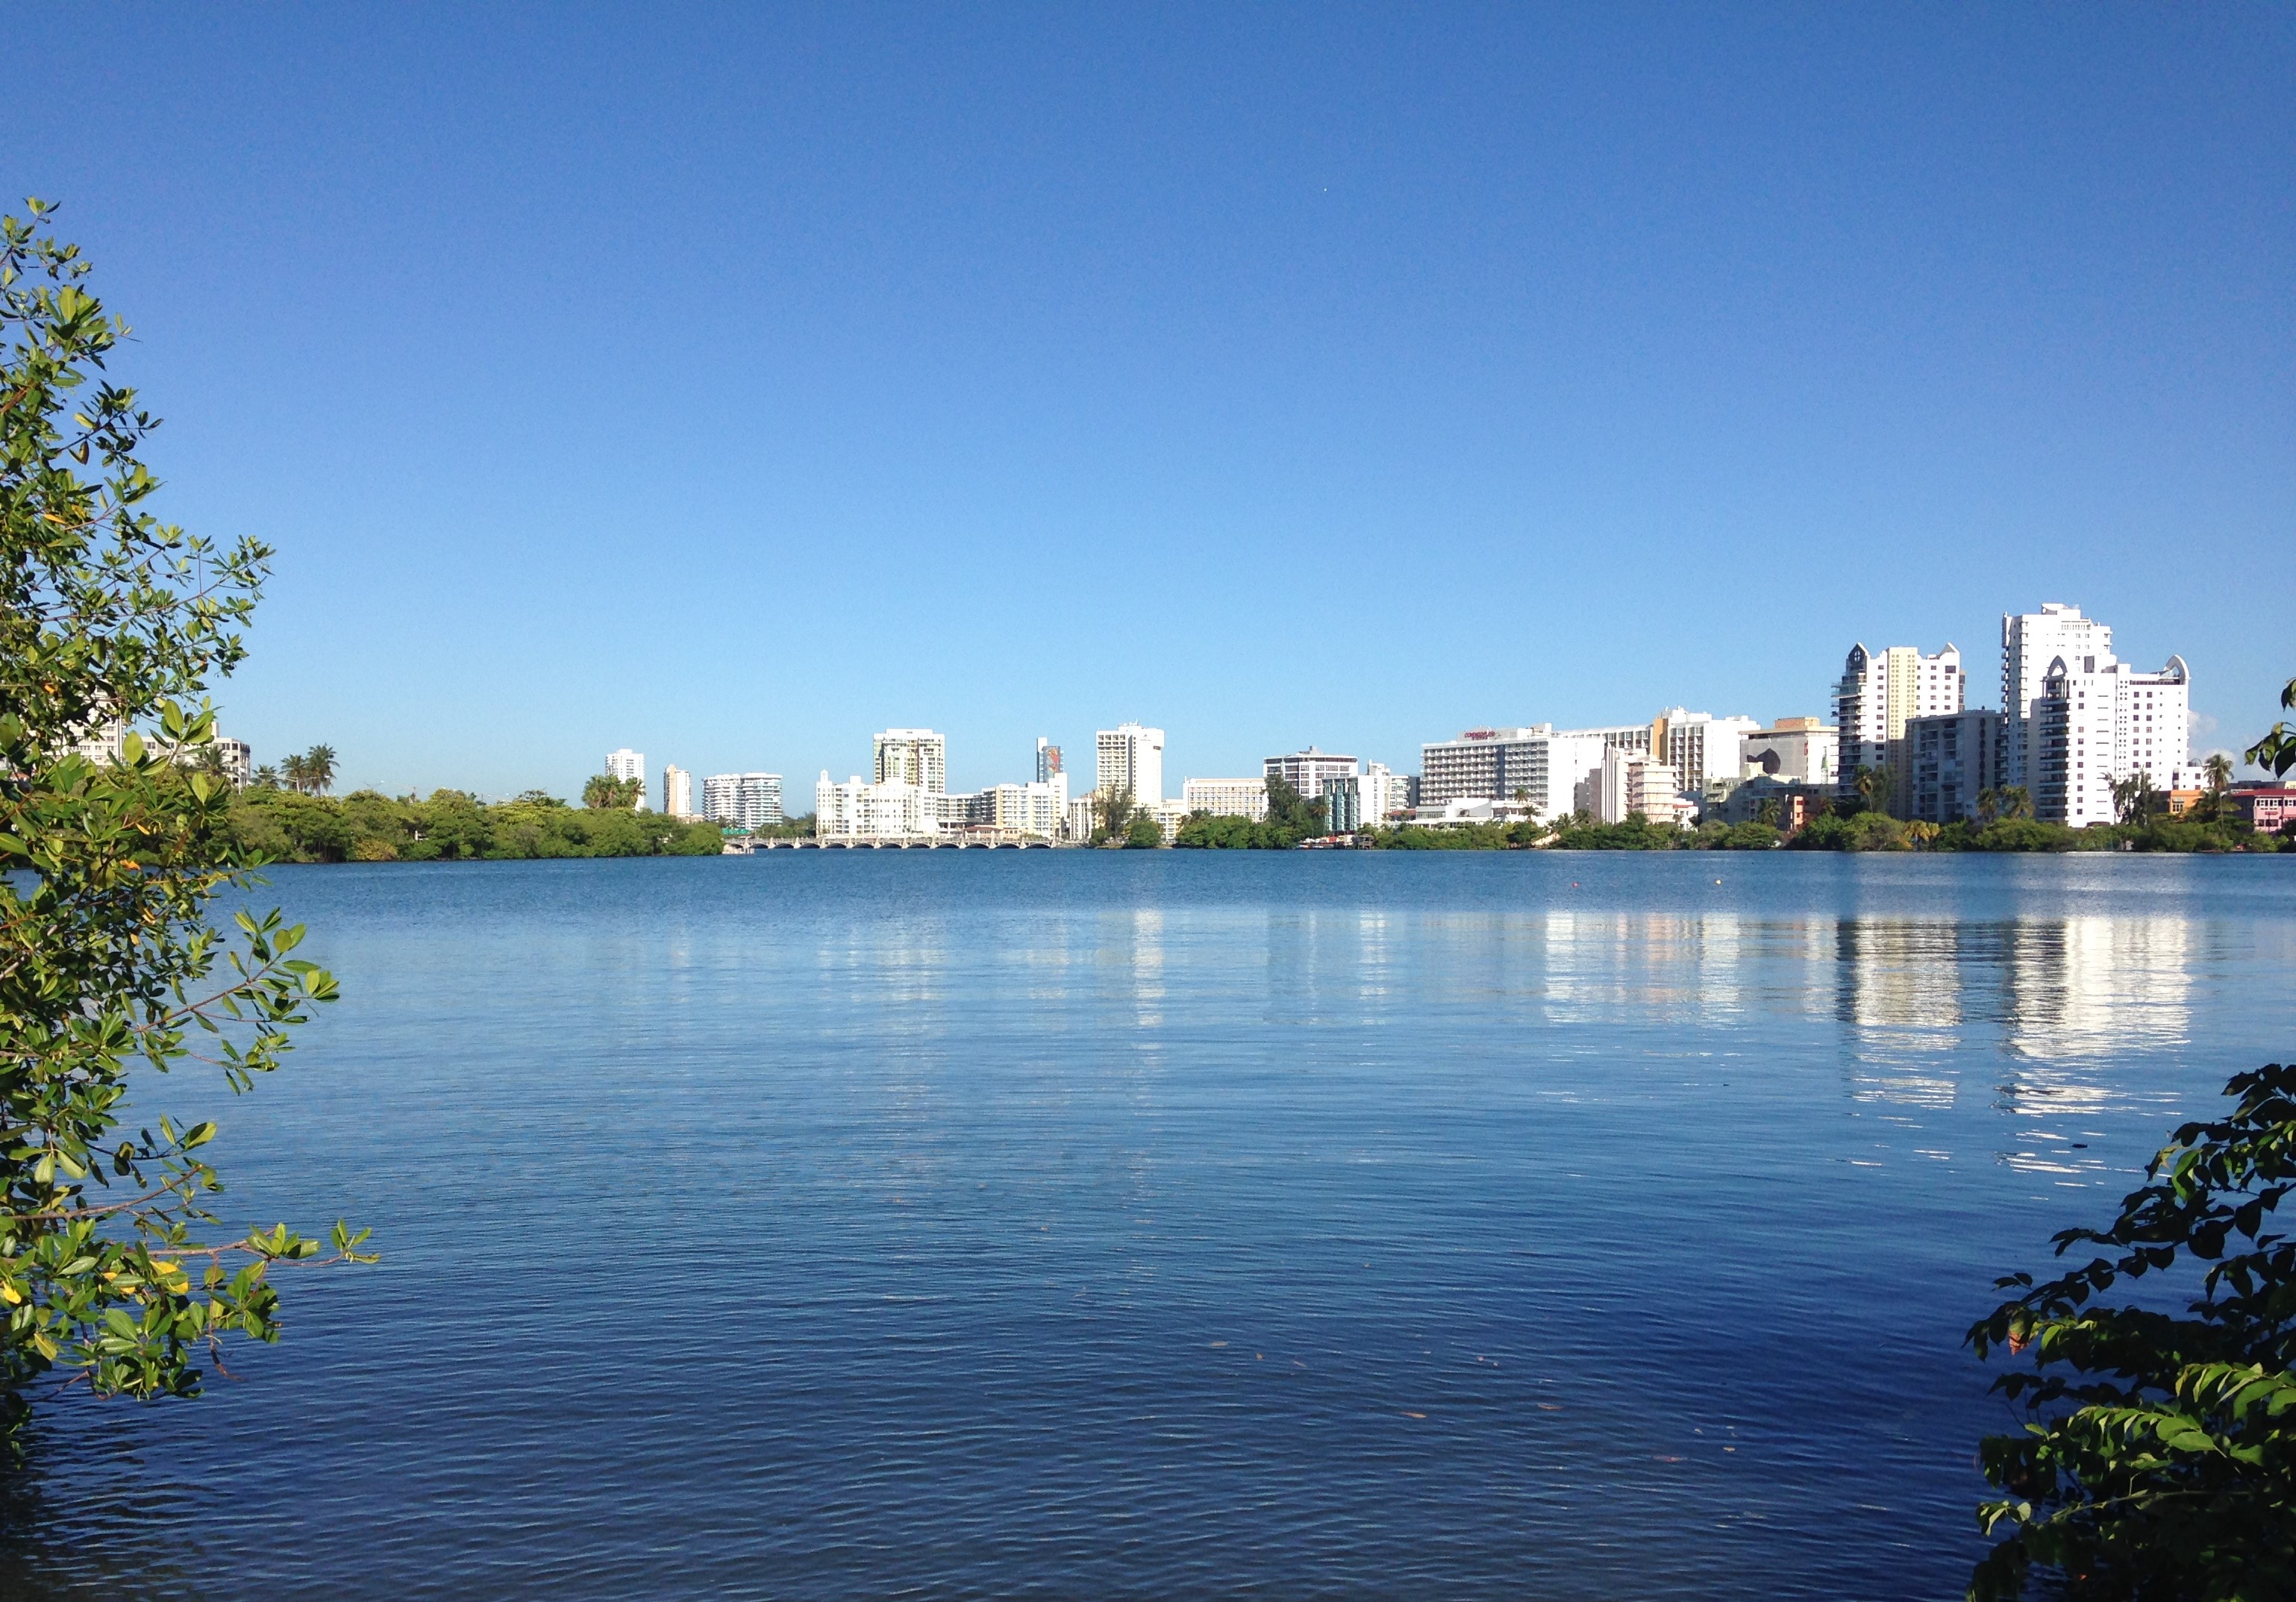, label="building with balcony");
[1096,723,1165,807]
[873,729,946,793]
[704,772,784,830]
[1904,710,2003,824]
